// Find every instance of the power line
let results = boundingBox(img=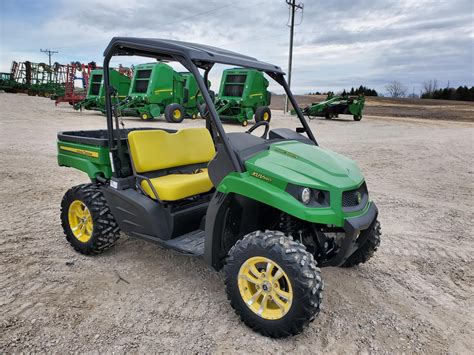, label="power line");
[284,0,304,113]
[40,49,58,66]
